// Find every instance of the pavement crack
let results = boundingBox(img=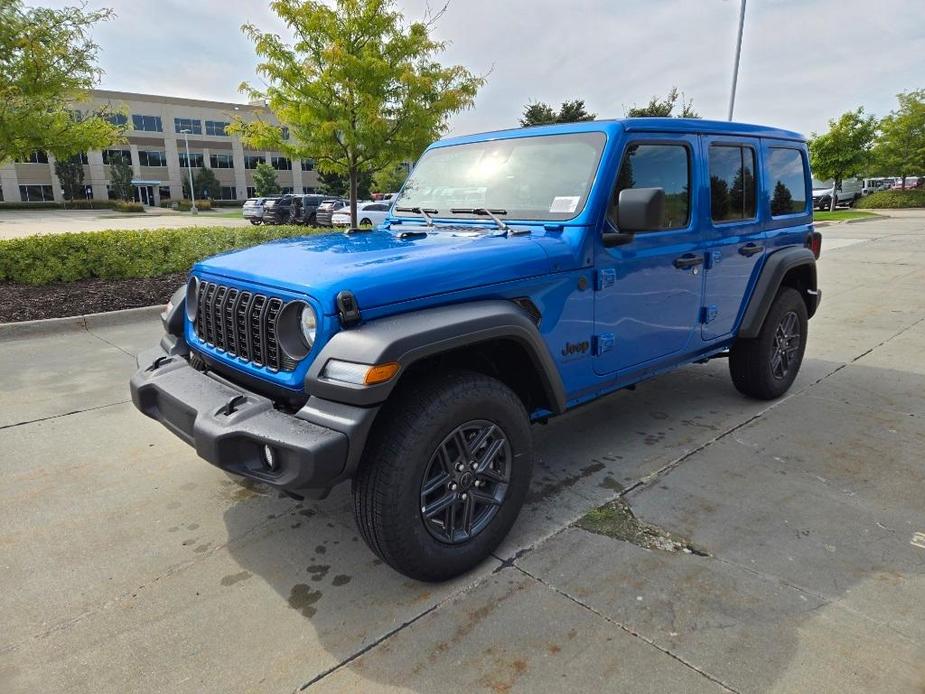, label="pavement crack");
[0,400,129,430]
[511,563,740,693]
[85,326,137,359]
